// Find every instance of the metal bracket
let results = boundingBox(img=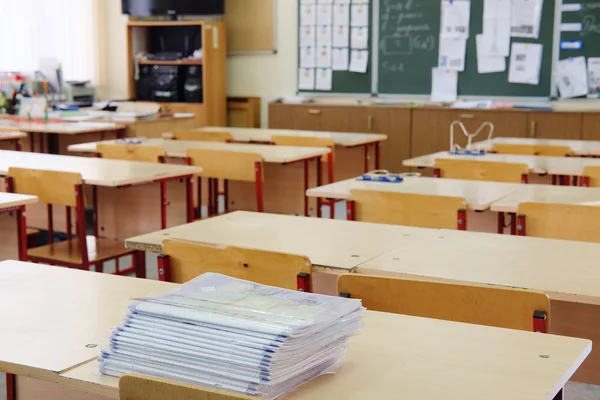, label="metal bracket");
[449,120,495,153]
